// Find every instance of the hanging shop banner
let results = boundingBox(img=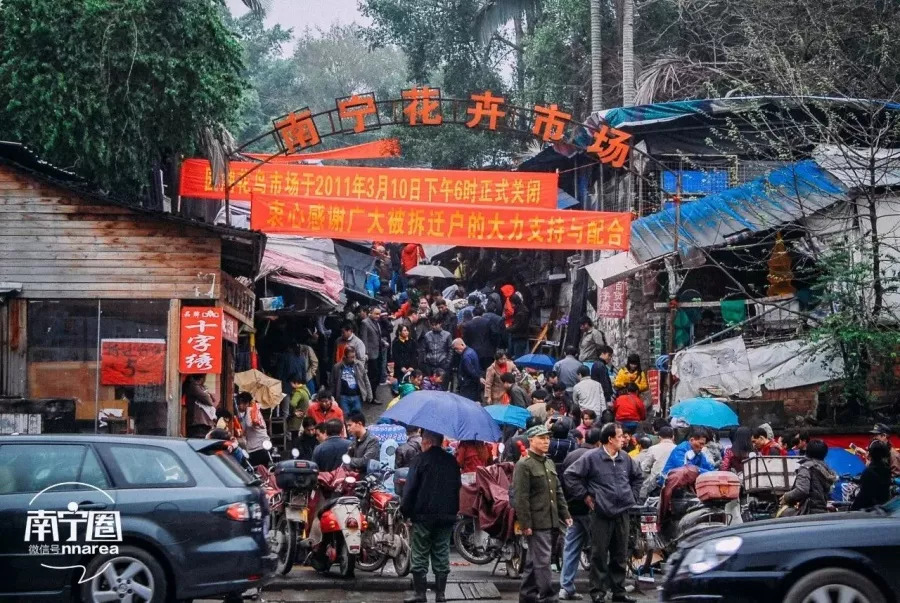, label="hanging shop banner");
[223,313,240,344]
[648,369,661,412]
[250,193,631,251]
[180,307,224,374]
[597,281,628,318]
[100,339,166,386]
[179,159,559,208]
